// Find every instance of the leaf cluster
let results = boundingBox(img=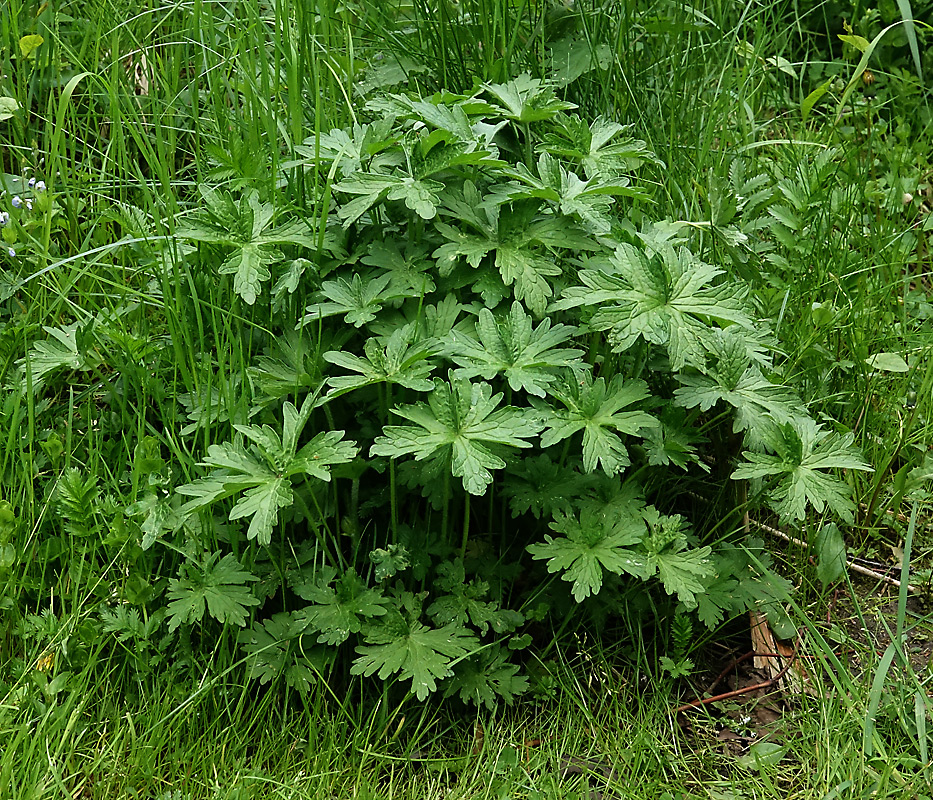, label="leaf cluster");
[33,76,872,711]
